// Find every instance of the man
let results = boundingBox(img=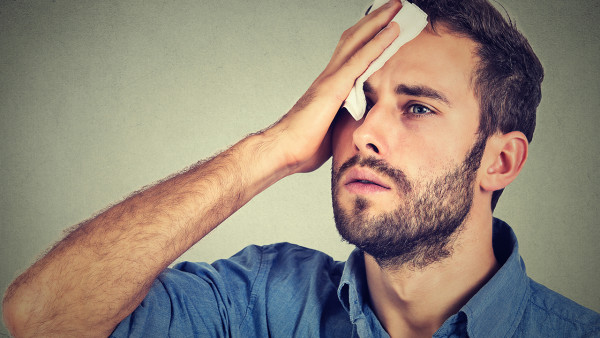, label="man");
[3,0,599,336]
